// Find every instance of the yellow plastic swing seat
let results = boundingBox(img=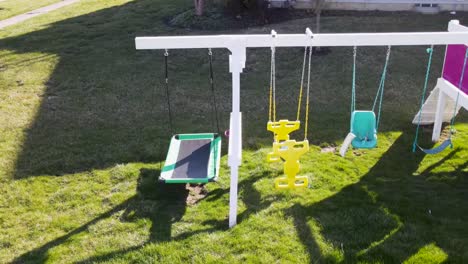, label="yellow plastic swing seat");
[267,120,300,142]
[275,175,309,190]
[270,139,309,190]
[266,151,281,163]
